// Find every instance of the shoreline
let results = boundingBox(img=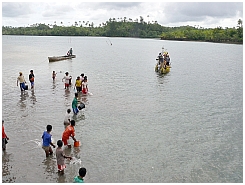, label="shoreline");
[2,34,243,45]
